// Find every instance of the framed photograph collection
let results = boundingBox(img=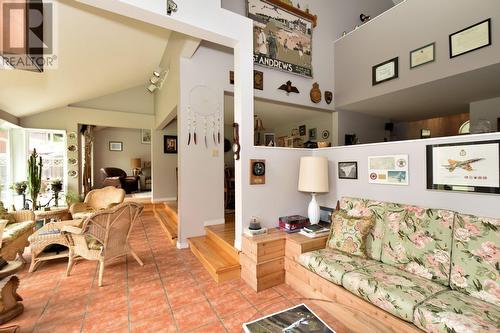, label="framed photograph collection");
[426,140,500,194]
[371,18,491,84]
[368,154,409,185]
